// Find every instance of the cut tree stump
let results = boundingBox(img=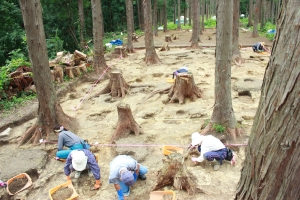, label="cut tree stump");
[132,33,139,42]
[65,67,74,79]
[153,153,203,195]
[110,103,144,142]
[160,42,170,51]
[90,69,130,99]
[112,46,128,58]
[168,74,202,104]
[74,50,87,66]
[165,35,172,42]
